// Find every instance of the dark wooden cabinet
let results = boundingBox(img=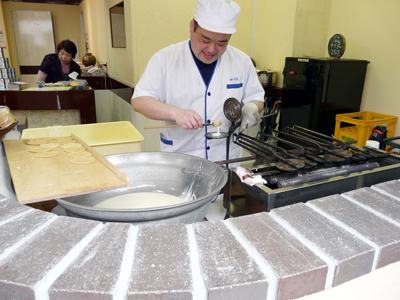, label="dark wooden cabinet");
[0,89,96,124]
[82,75,132,90]
[264,87,282,99]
